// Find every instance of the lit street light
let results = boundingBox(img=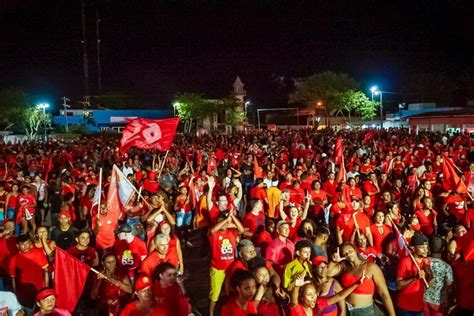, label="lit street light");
[370,86,383,129]
[173,102,180,117]
[36,103,50,141]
